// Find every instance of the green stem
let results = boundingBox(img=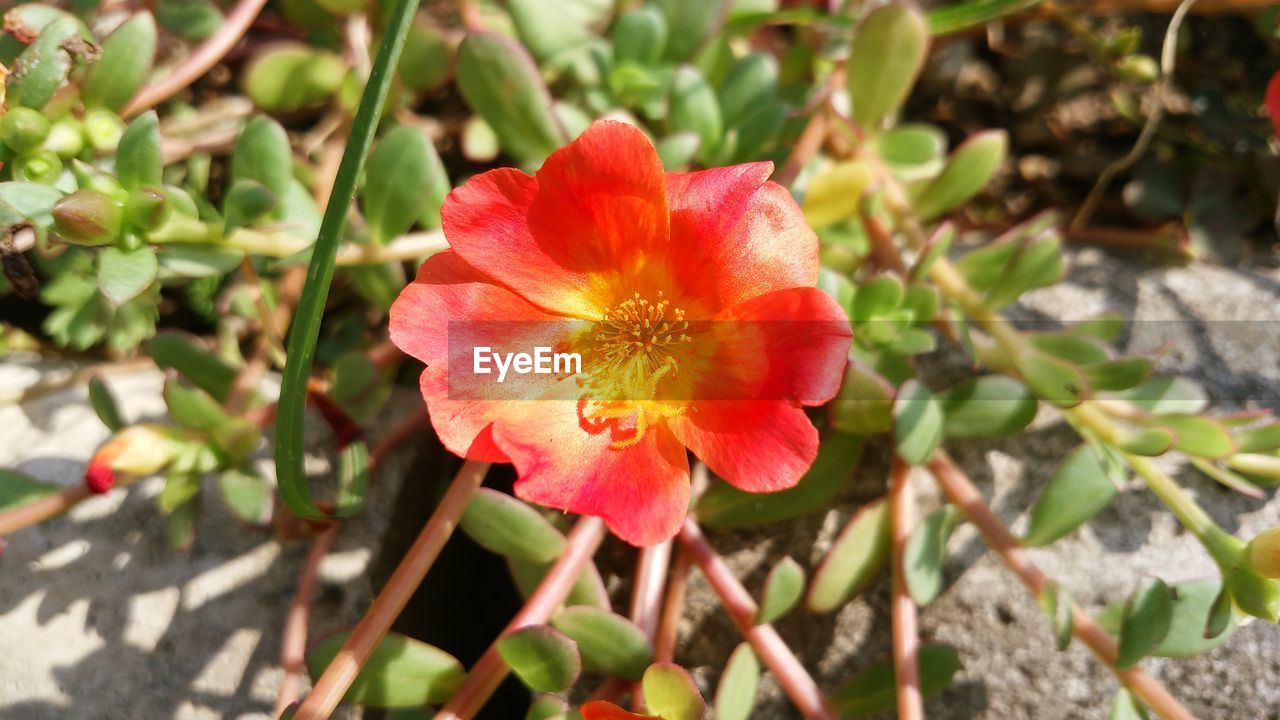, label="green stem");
[274,0,423,518]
